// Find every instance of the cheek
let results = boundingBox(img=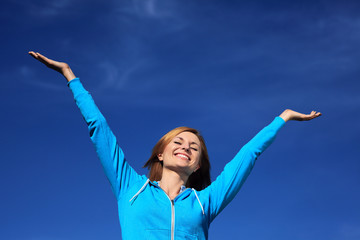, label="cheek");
[194,153,201,165]
[162,145,176,159]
